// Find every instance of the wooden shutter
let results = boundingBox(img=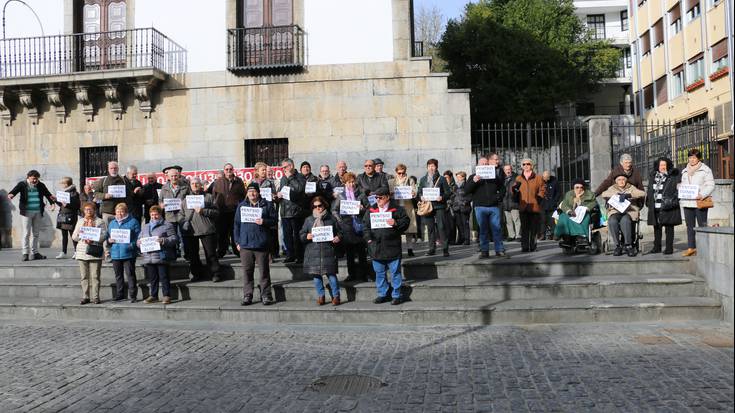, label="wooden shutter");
[653,19,664,45]
[712,39,728,62]
[271,0,292,26]
[244,0,264,28]
[669,4,681,22]
[672,64,684,74]
[656,76,668,105]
